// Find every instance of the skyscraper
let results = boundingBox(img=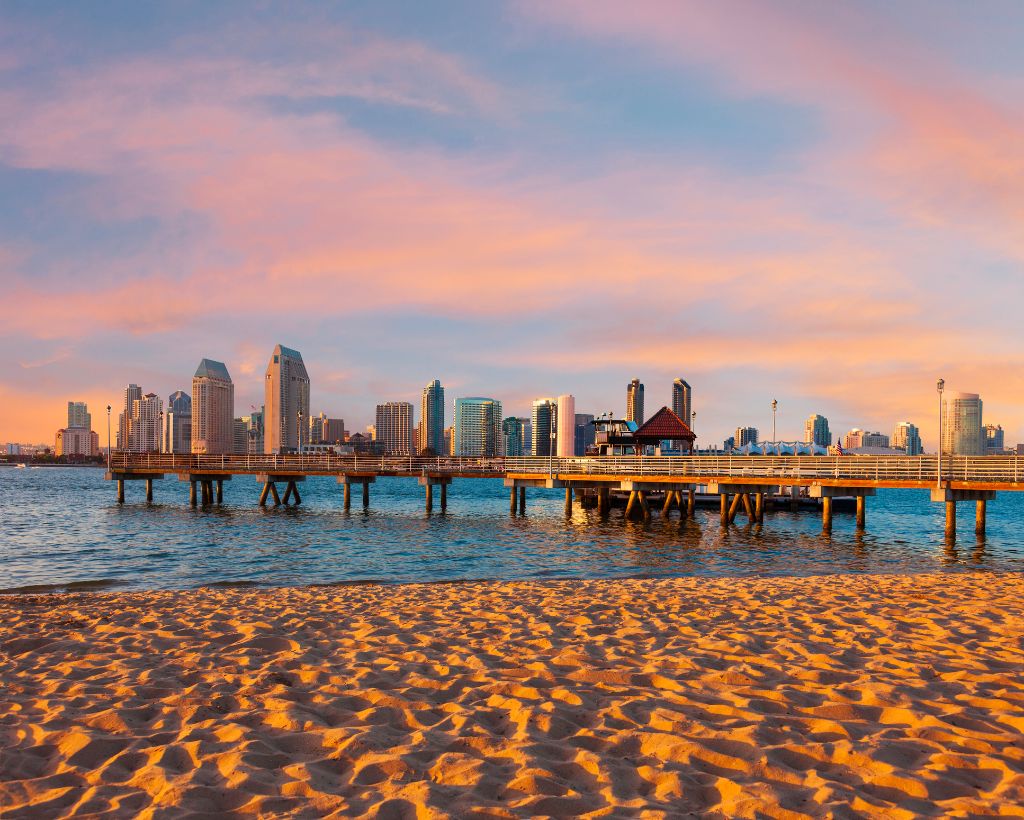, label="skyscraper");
[626,378,644,425]
[502,417,524,456]
[67,401,91,430]
[419,379,445,455]
[164,391,192,454]
[574,413,596,456]
[892,421,922,455]
[531,398,557,456]
[191,359,234,454]
[556,394,575,458]
[804,414,831,447]
[454,397,503,457]
[118,384,141,449]
[264,345,310,453]
[670,379,691,426]
[375,402,414,455]
[984,424,1005,454]
[941,392,983,455]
